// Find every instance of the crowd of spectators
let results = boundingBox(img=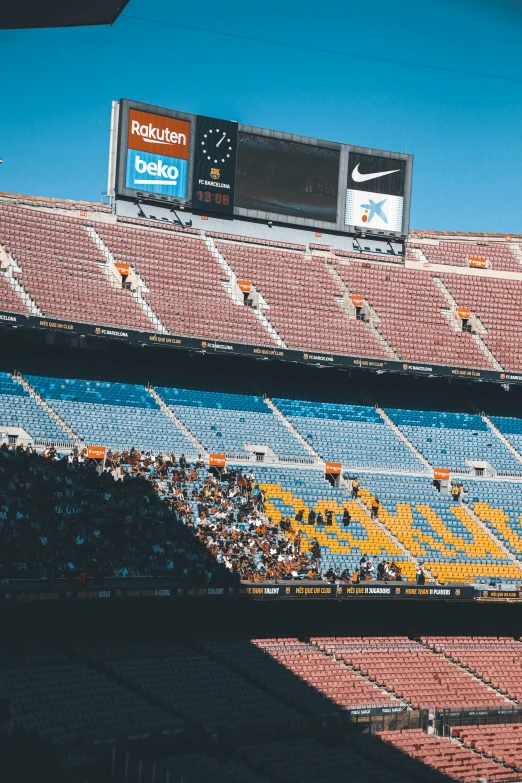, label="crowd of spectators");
[187,469,316,581]
[0,444,319,584]
[0,443,423,585]
[0,443,226,583]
